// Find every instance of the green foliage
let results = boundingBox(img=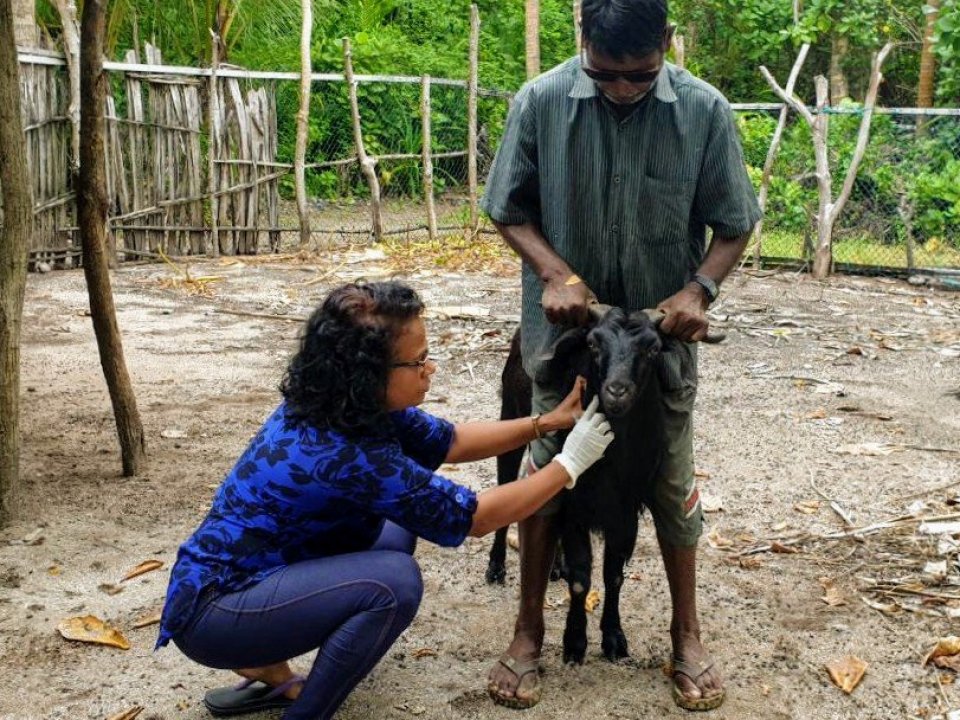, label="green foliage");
[933,0,960,102]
